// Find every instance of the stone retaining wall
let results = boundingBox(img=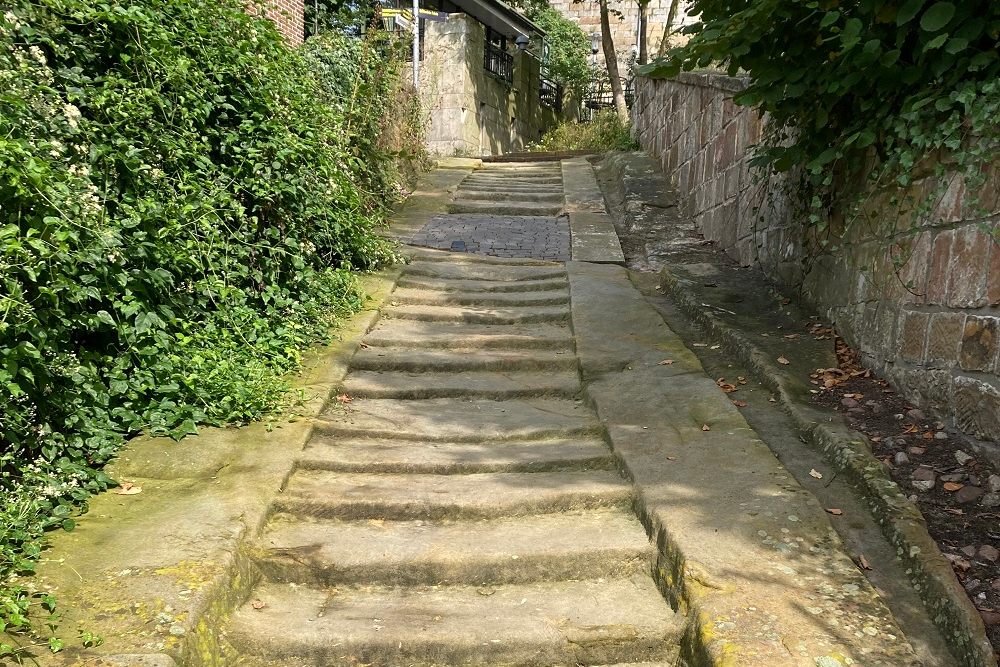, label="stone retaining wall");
[632,73,1000,447]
